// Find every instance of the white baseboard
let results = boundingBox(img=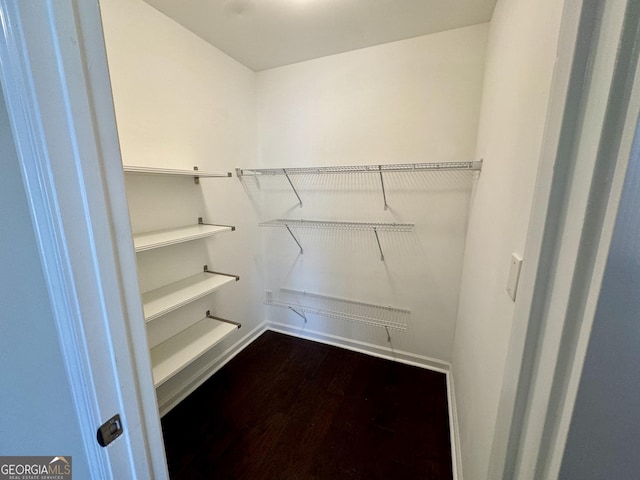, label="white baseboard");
[267,321,450,373]
[447,370,463,480]
[157,320,268,417]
